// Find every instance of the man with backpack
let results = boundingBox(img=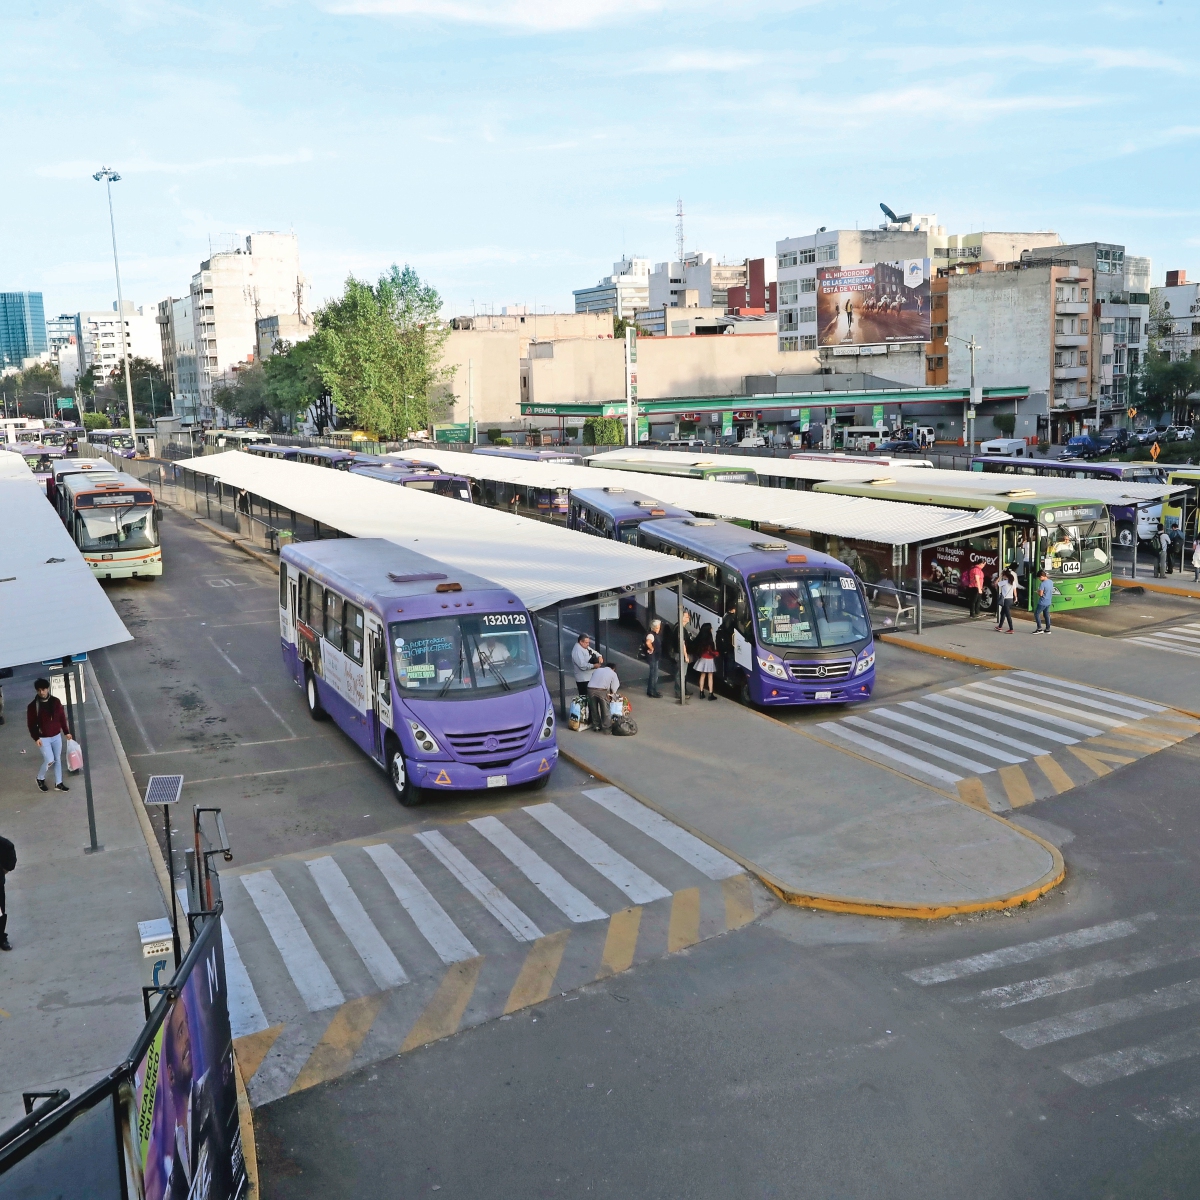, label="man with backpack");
[1155,523,1171,578]
[26,677,73,792]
